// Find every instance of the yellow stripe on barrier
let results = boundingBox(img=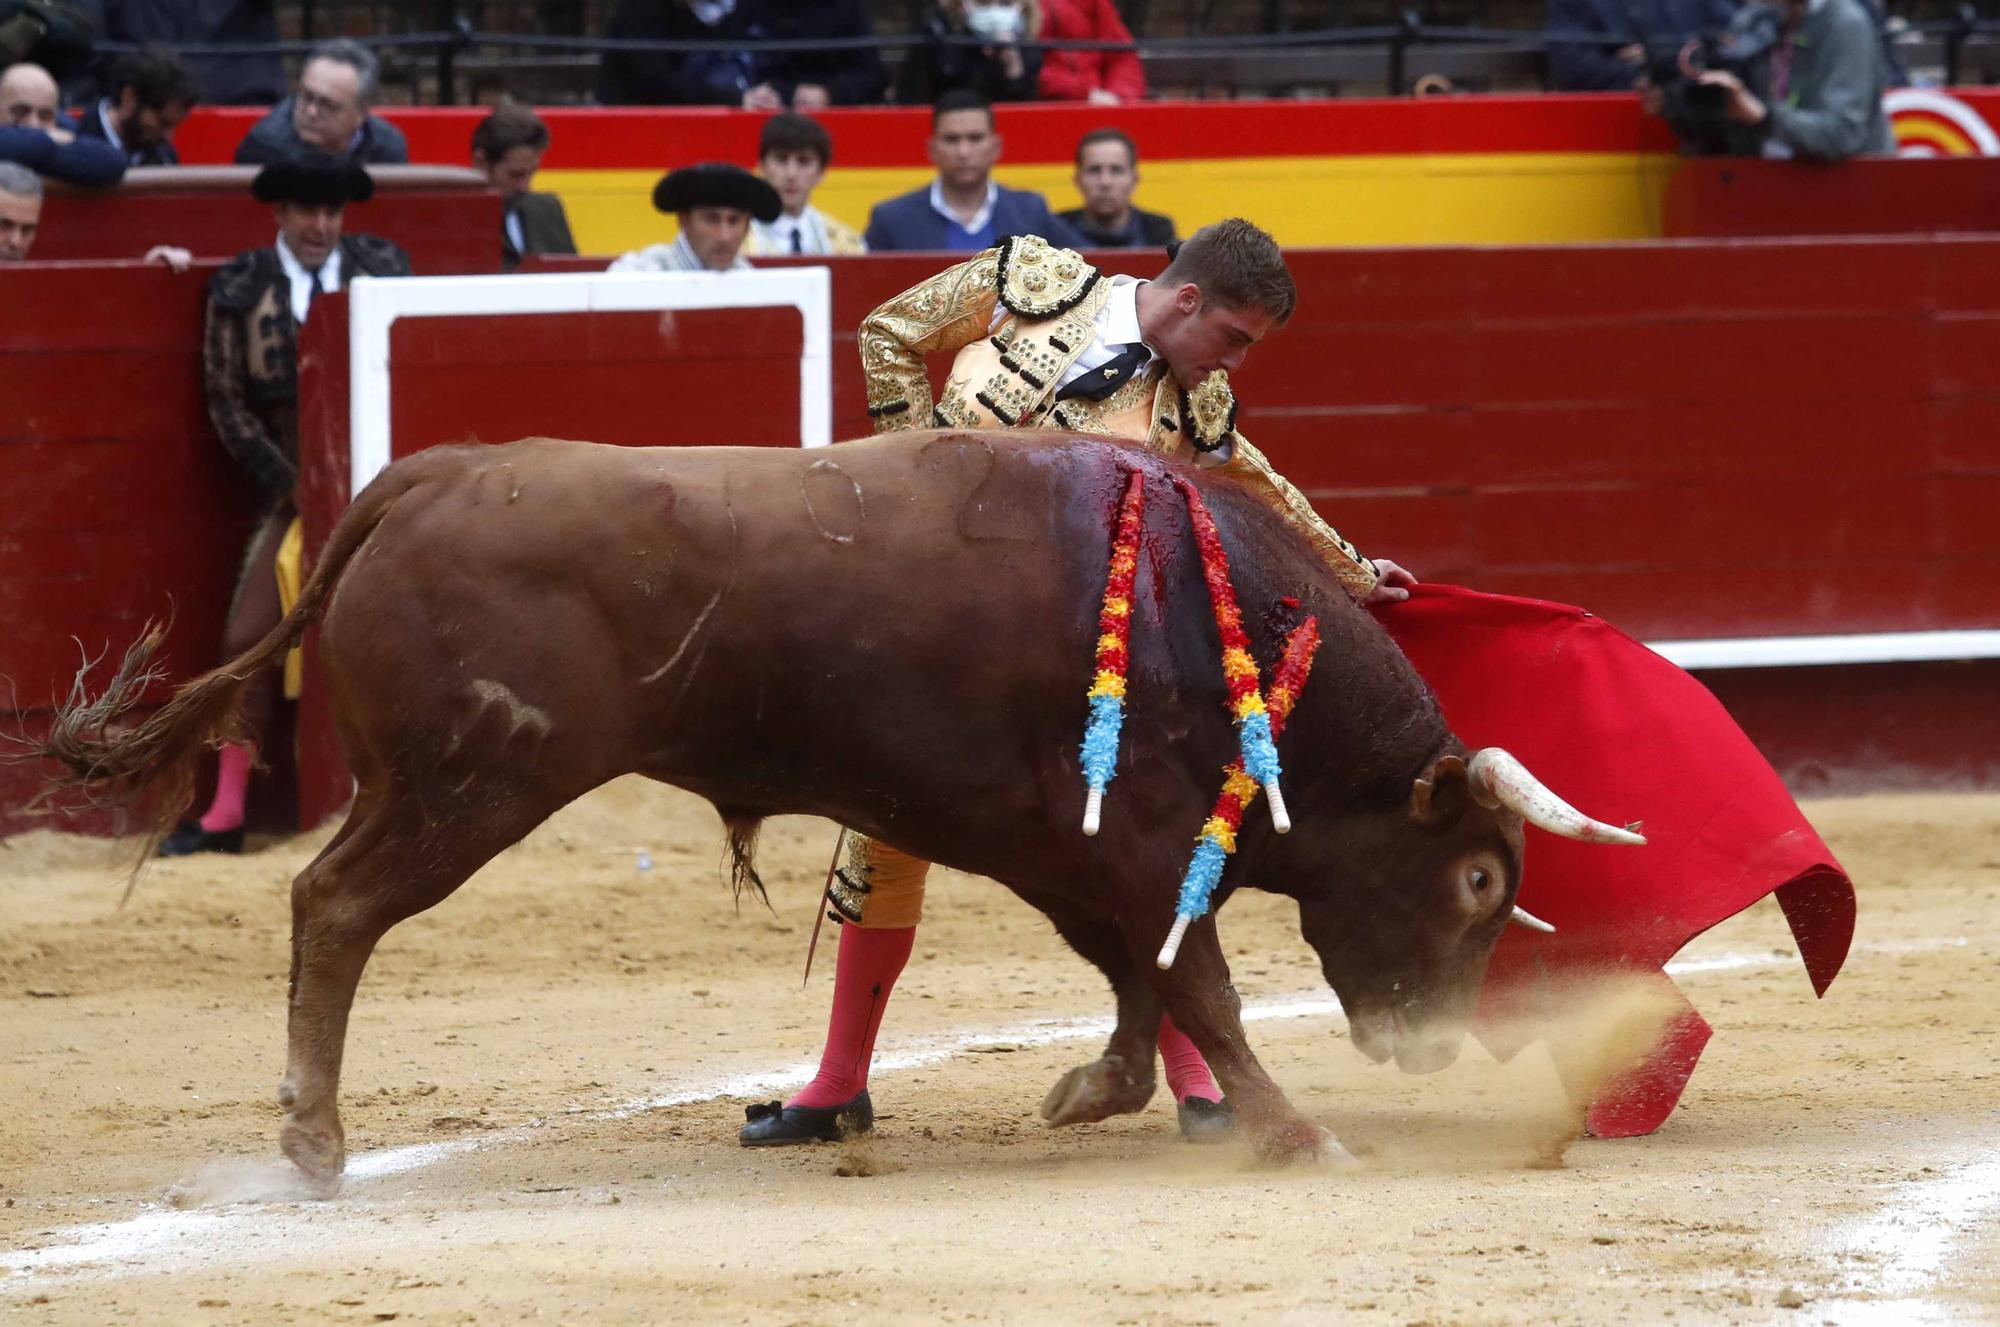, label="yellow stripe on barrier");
[542,151,1679,257]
